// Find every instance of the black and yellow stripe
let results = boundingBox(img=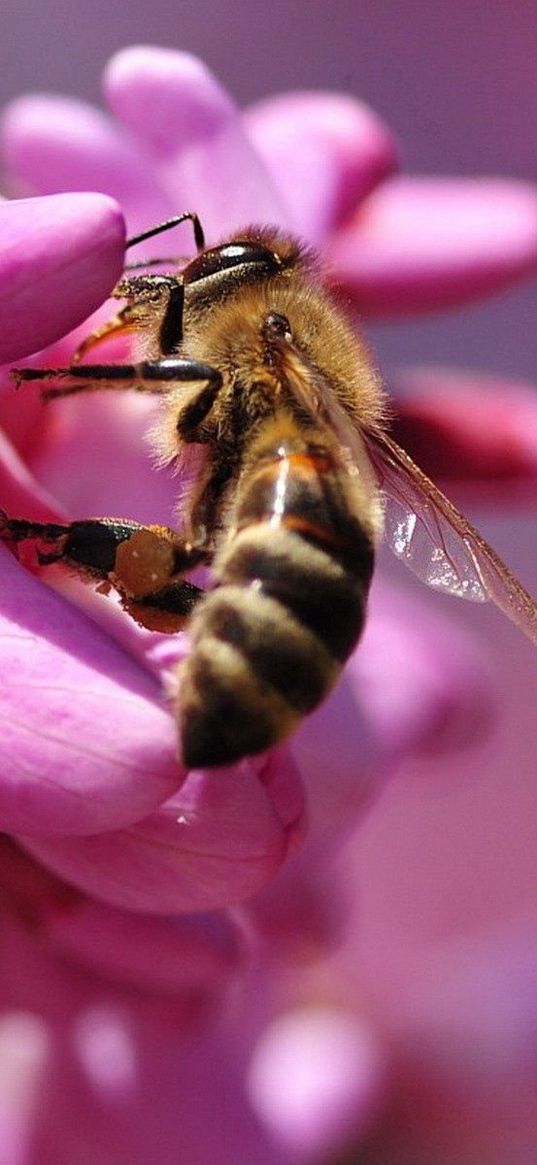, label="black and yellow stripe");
[179,418,375,767]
